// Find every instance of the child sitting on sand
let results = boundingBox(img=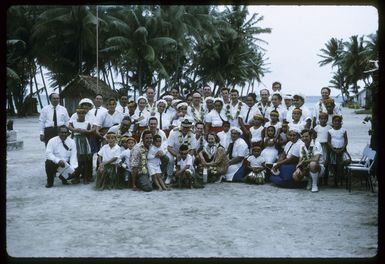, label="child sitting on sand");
[95,132,123,190]
[245,145,266,184]
[174,144,195,188]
